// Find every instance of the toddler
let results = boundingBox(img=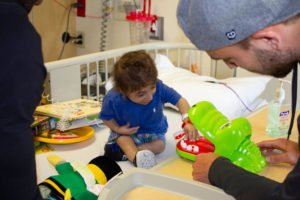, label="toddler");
[99,50,198,168]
